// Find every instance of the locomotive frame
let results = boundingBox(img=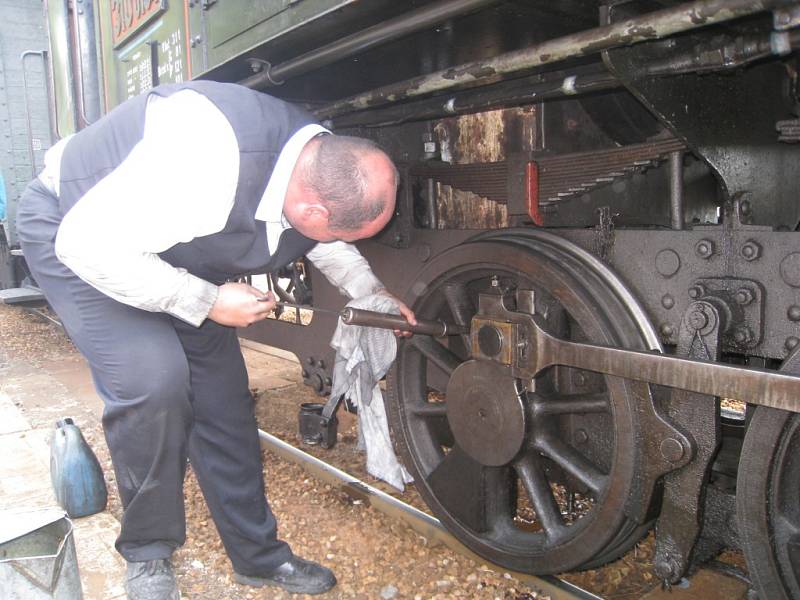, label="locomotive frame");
[4,0,800,596]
